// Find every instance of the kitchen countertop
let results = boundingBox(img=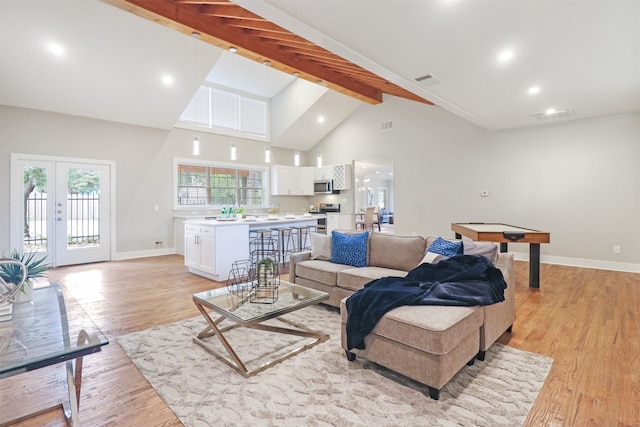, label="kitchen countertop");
[184,215,323,226]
